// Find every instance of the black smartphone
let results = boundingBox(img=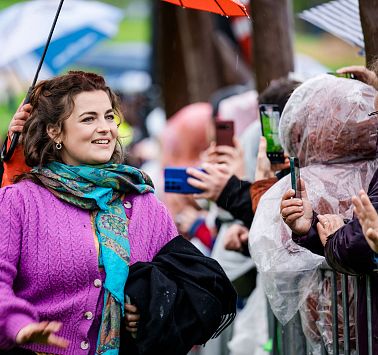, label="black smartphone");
[289,157,301,198]
[259,104,285,163]
[215,120,234,146]
[327,72,355,79]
